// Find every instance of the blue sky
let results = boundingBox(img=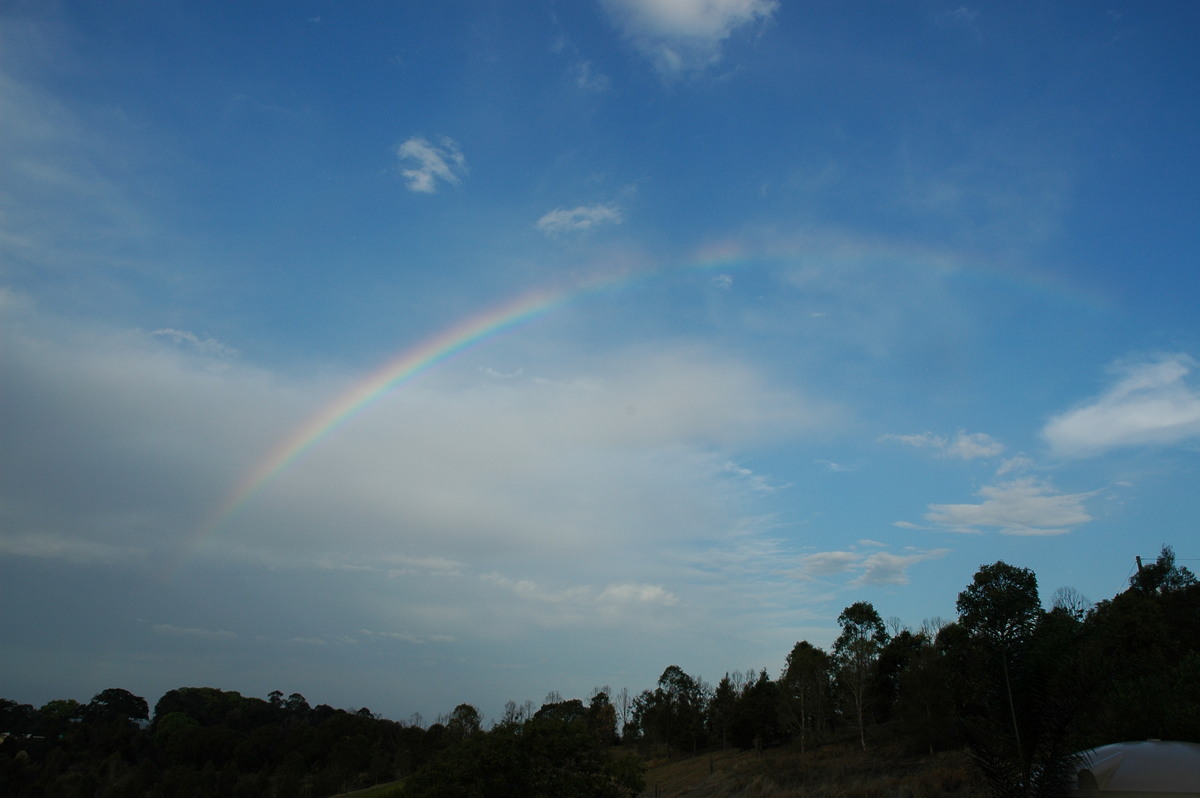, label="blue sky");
[3,0,1200,723]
